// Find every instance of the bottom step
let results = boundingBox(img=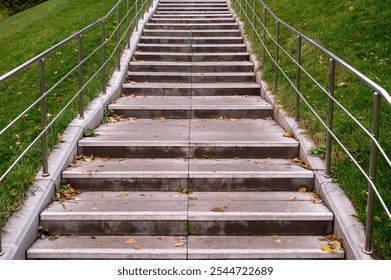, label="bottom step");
[27,235,344,259]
